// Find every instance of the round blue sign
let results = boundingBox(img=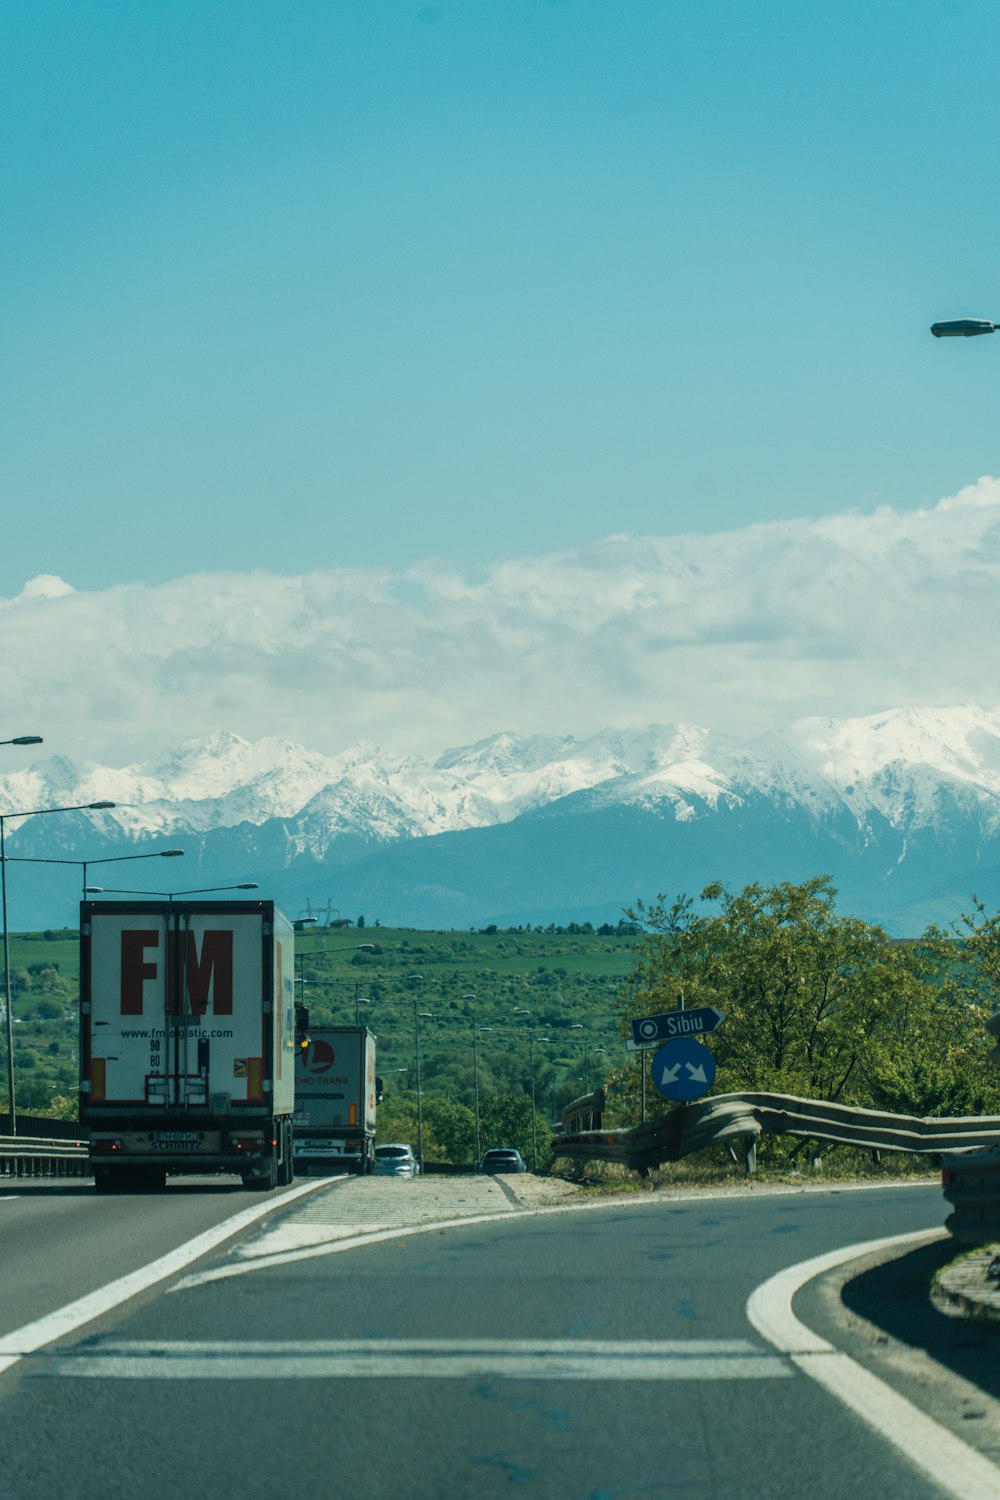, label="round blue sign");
[651,1036,716,1102]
